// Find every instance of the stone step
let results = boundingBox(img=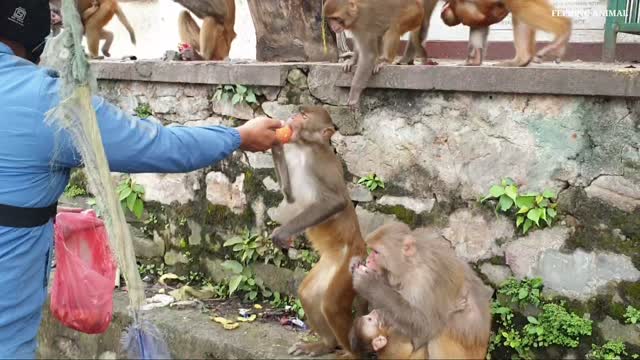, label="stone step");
[37,290,327,359]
